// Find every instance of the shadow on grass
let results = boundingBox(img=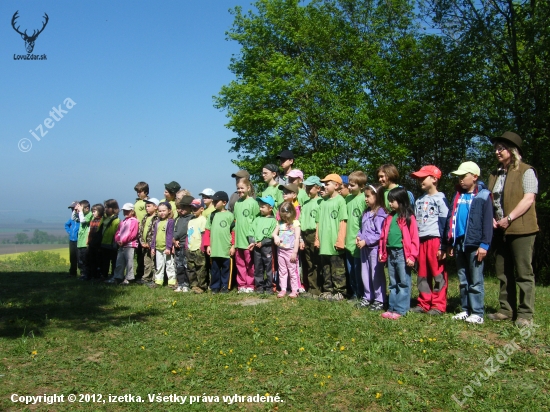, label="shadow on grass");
[0,271,160,339]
